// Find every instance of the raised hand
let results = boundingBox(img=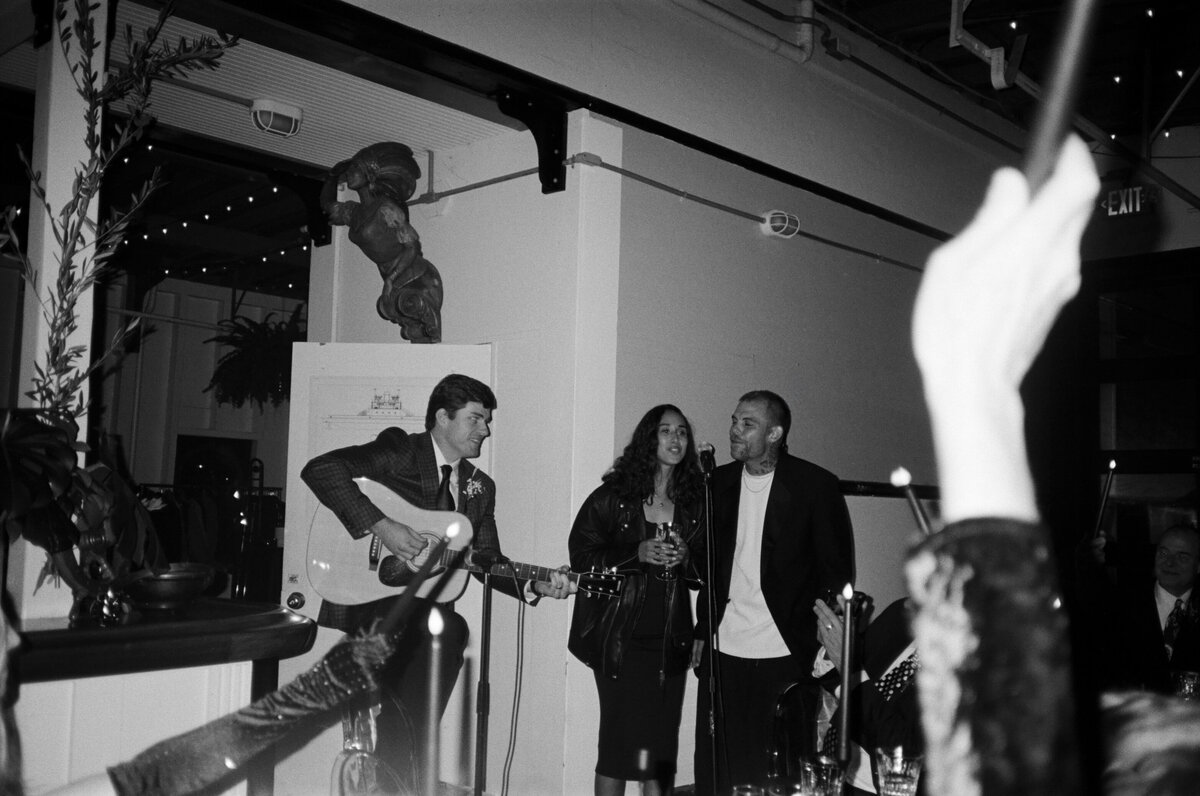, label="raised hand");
[912,135,1098,523]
